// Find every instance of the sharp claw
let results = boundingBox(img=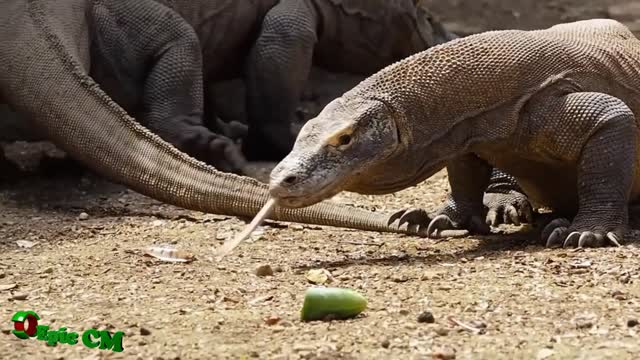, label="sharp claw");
[576,232,594,248]
[398,209,430,227]
[563,231,581,248]
[407,223,420,234]
[426,214,454,238]
[486,209,498,226]
[546,227,567,248]
[387,210,406,226]
[506,206,520,226]
[522,205,533,224]
[541,218,571,243]
[607,232,622,247]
